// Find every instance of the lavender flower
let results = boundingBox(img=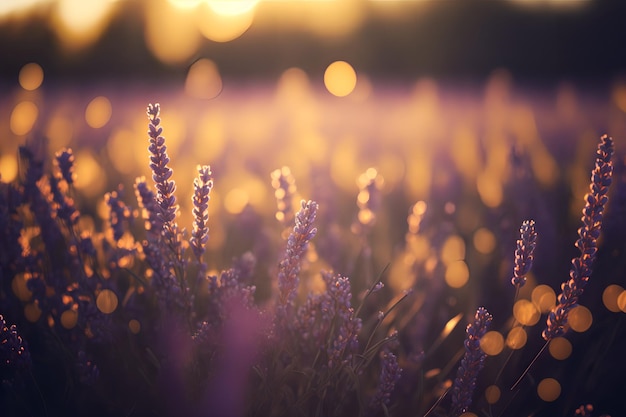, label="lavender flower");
[105,185,133,242]
[270,166,297,229]
[55,148,75,186]
[511,219,537,288]
[190,165,213,262]
[368,349,402,415]
[543,135,614,341]
[323,271,362,368]
[0,315,31,371]
[450,307,493,417]
[134,176,162,234]
[146,103,180,249]
[276,200,318,315]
